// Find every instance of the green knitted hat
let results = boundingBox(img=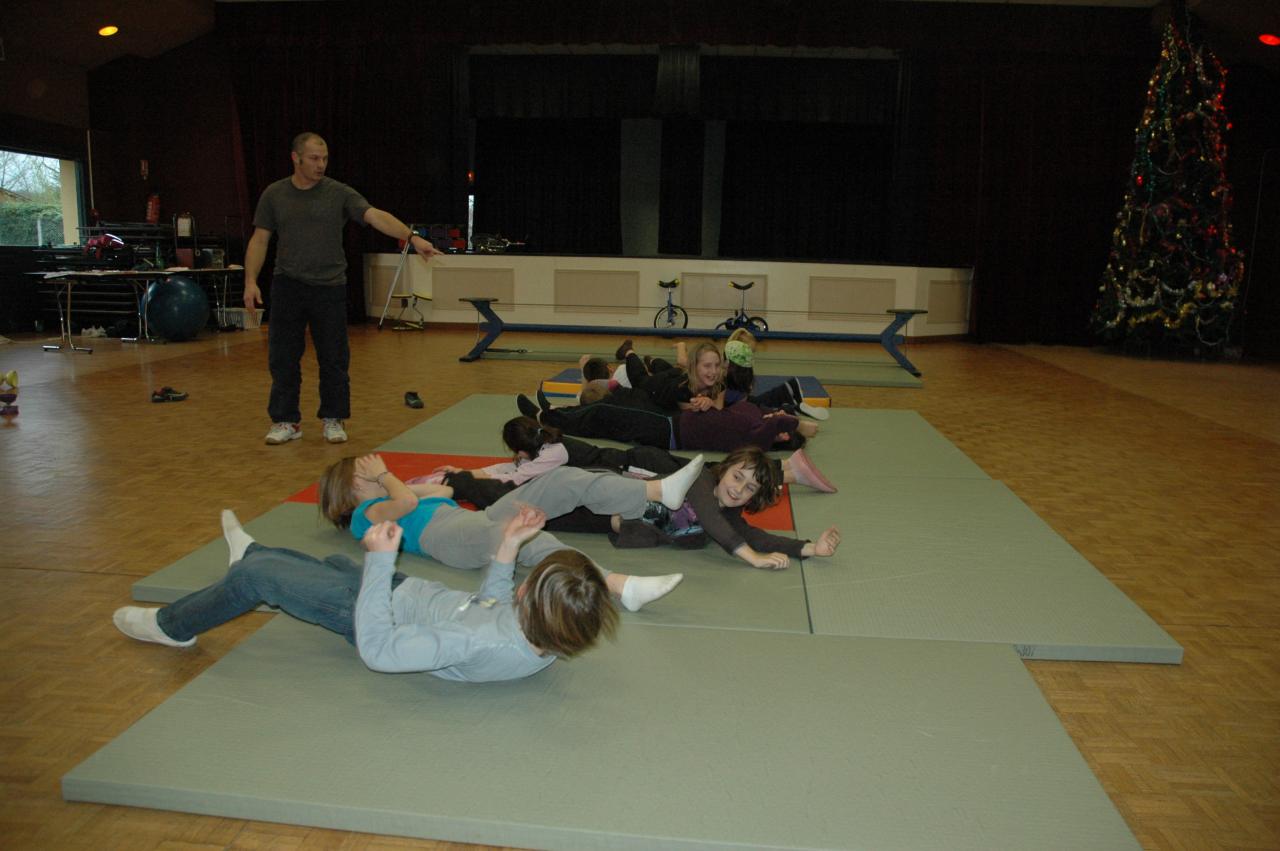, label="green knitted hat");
[724,340,754,367]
